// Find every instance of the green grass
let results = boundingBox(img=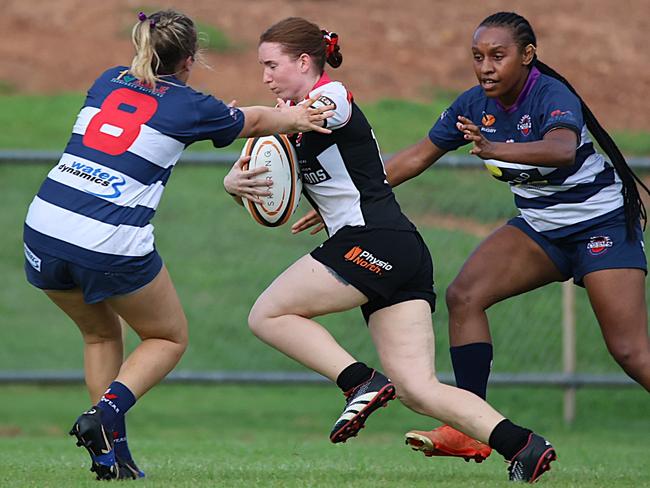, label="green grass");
[2,93,649,155]
[0,384,648,487]
[1,164,646,375]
